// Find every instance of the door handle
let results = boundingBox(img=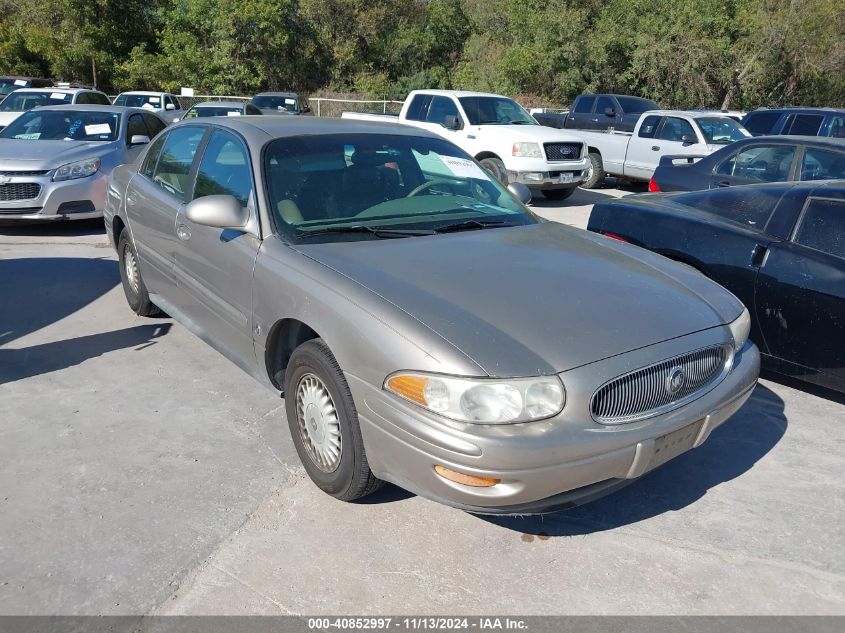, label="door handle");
[651,145,660,151]
[750,243,768,268]
[176,223,191,241]
[716,180,731,187]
